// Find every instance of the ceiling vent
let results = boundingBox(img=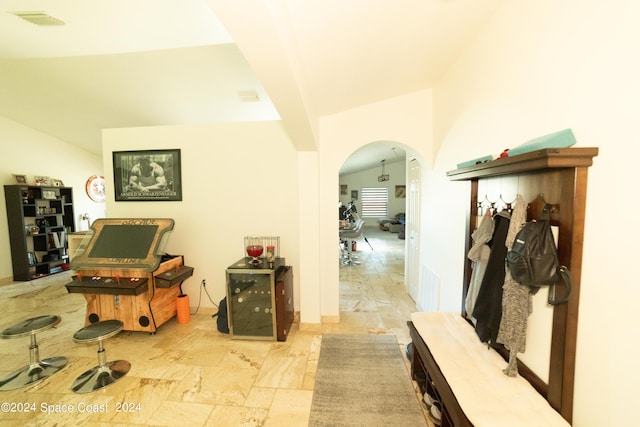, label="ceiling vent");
[11,11,65,26]
[238,90,260,102]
